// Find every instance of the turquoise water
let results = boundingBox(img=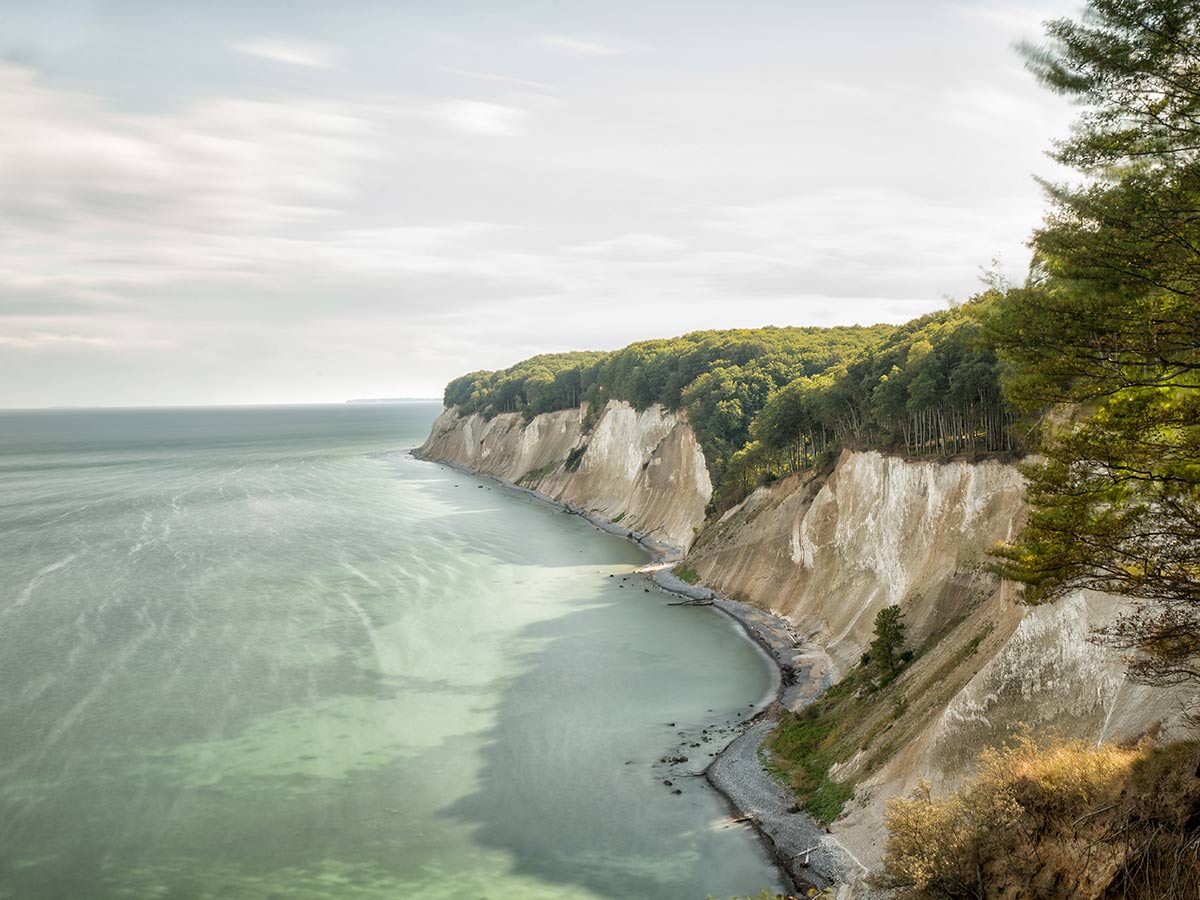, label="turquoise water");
[0,403,781,899]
